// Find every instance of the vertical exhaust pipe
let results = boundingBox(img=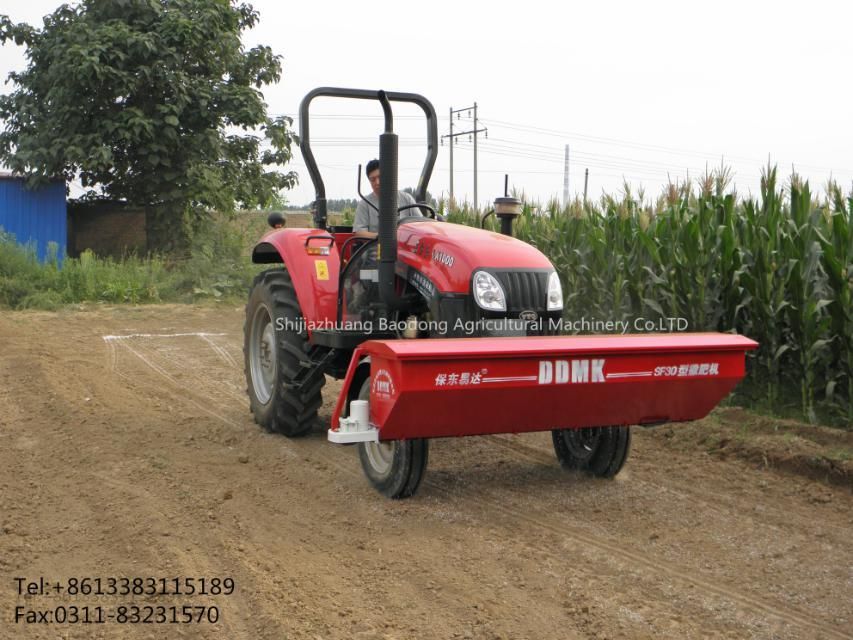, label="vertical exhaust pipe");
[377,91,399,309]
